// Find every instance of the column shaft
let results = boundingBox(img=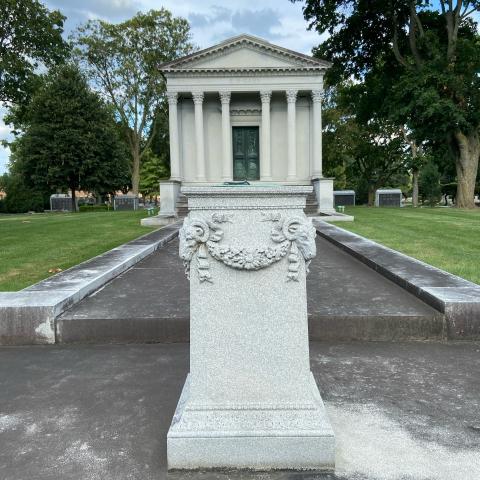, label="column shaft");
[167,91,181,181]
[220,91,232,181]
[286,90,298,181]
[260,91,272,181]
[312,90,323,179]
[192,91,206,181]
